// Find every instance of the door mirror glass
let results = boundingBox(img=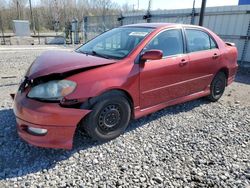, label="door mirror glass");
[141,50,163,61]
